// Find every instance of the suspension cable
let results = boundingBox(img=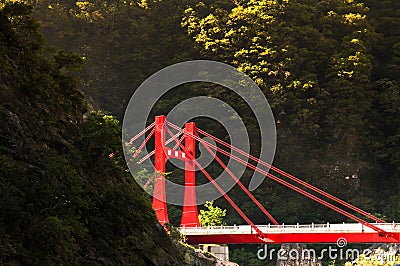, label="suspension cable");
[136,130,184,164]
[125,121,156,146]
[198,134,279,225]
[196,128,386,223]
[166,122,387,234]
[164,126,265,237]
[132,128,155,159]
[194,135,387,235]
